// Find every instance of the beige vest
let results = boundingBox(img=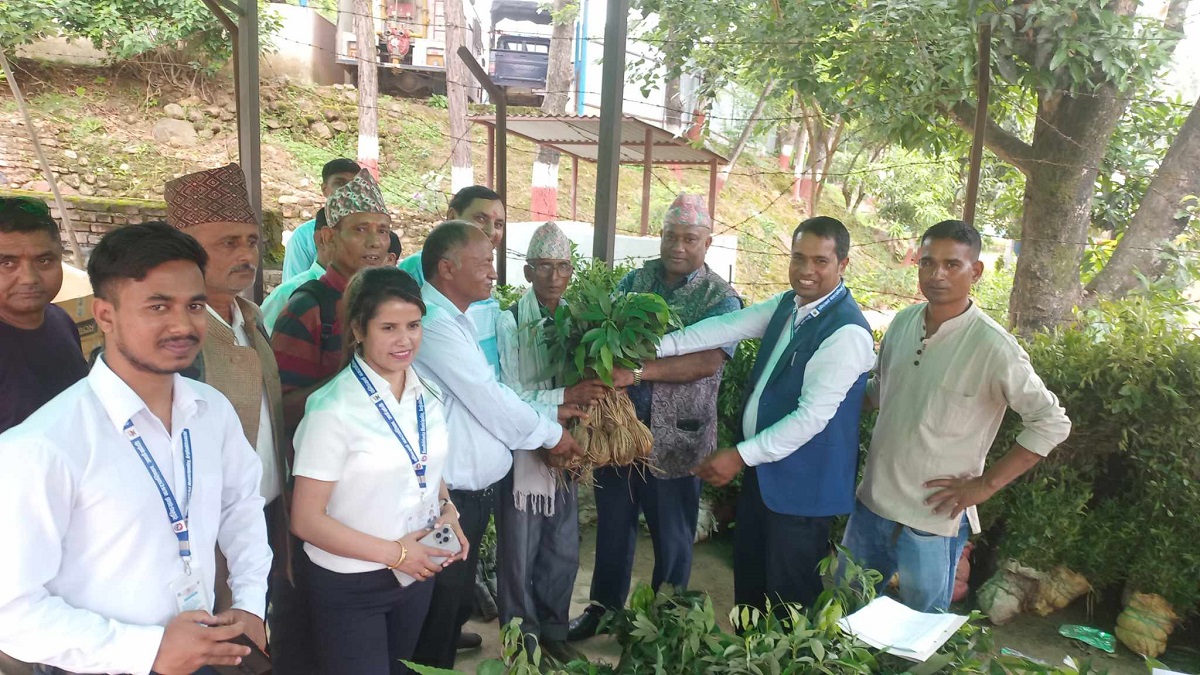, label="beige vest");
[191,297,292,598]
